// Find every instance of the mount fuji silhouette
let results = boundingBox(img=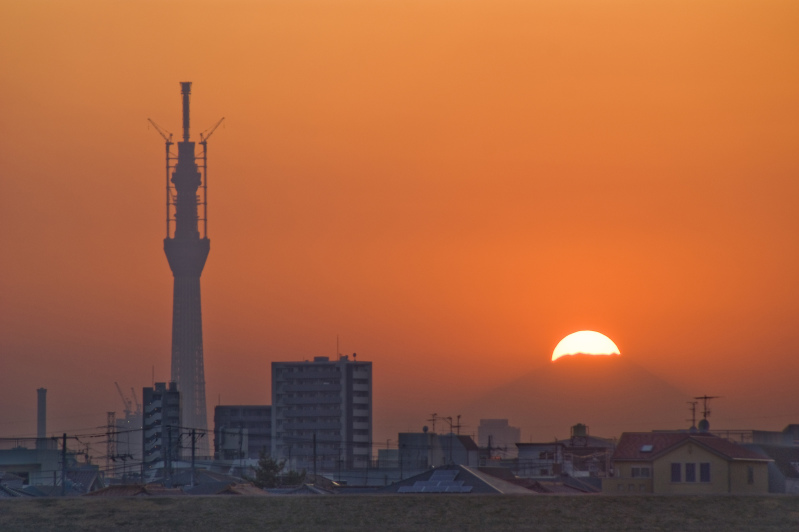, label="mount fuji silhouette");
[463,354,690,440]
